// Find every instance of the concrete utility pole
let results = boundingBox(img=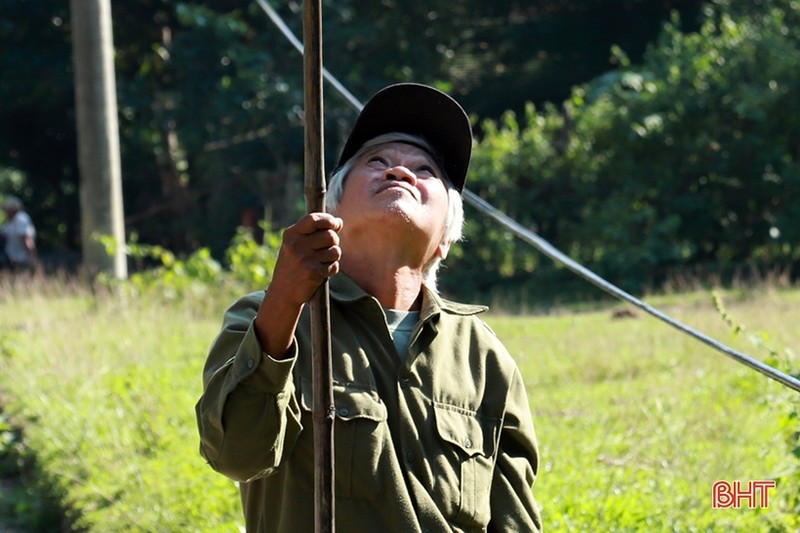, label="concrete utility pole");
[70,0,127,279]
